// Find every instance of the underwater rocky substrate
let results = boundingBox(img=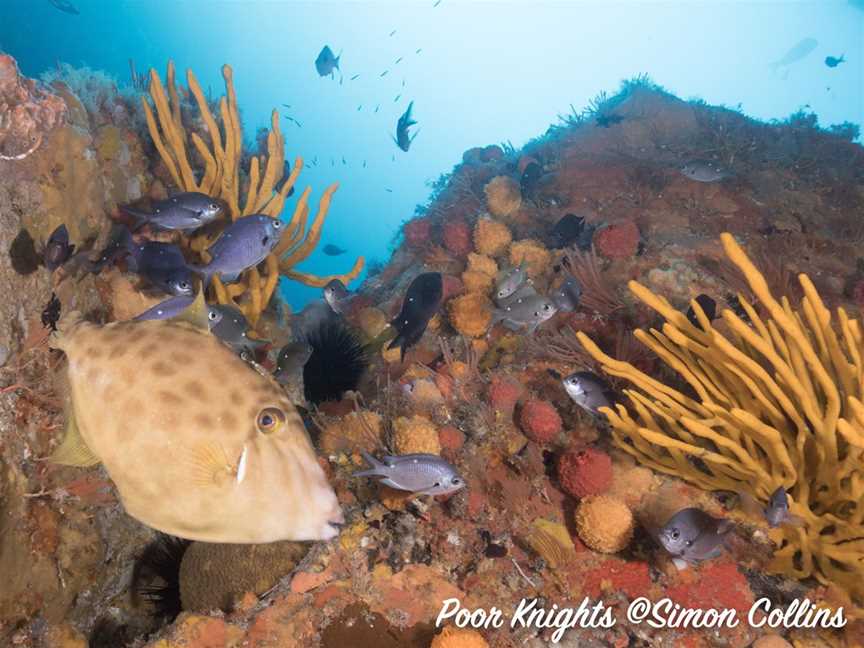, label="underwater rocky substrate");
[1,55,864,648]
